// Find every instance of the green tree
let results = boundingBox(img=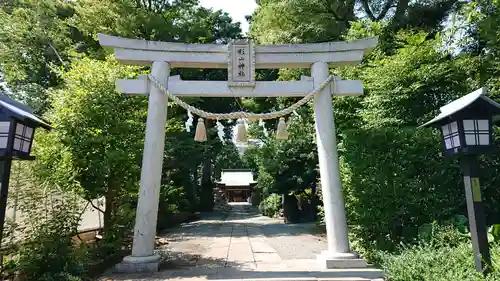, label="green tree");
[65,0,242,213]
[457,1,499,99]
[358,31,470,128]
[255,109,318,193]
[340,127,463,252]
[250,0,460,44]
[73,0,240,45]
[250,0,355,44]
[0,0,77,112]
[214,144,245,179]
[35,57,145,237]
